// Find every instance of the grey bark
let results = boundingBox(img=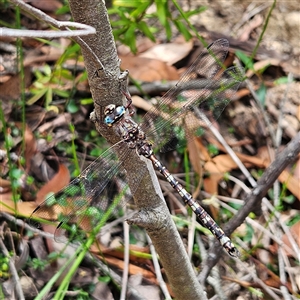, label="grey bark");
[68,0,206,299]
